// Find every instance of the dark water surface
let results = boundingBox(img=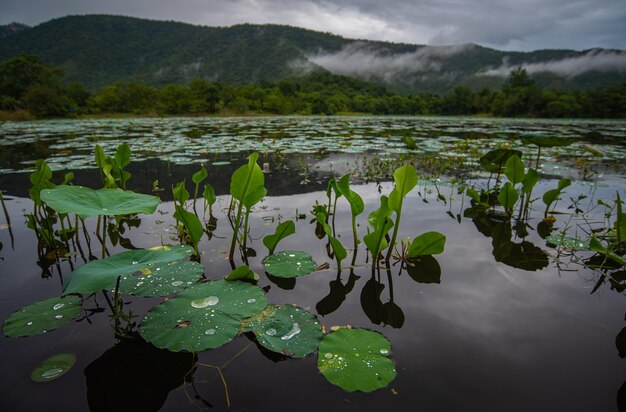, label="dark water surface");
[0,116,625,412]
